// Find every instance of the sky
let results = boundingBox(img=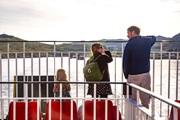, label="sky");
[0,0,180,41]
